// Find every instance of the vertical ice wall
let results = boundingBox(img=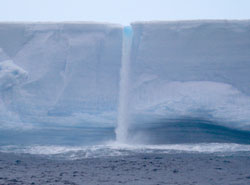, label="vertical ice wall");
[0,23,123,128]
[116,26,133,143]
[129,20,250,129]
[1,20,250,134]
